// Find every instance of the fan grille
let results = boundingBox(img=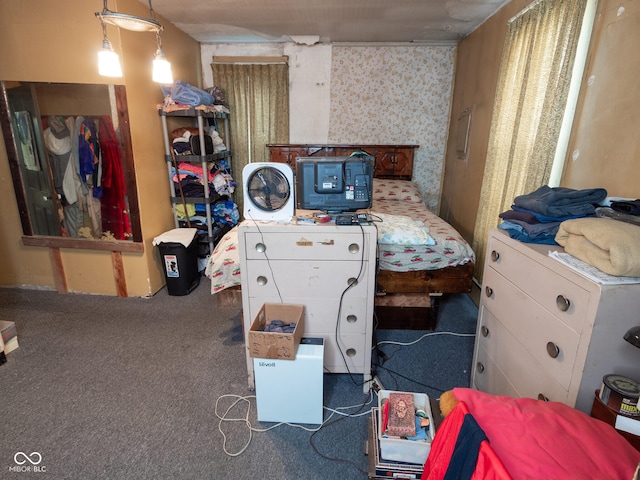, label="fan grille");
[246,167,291,212]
